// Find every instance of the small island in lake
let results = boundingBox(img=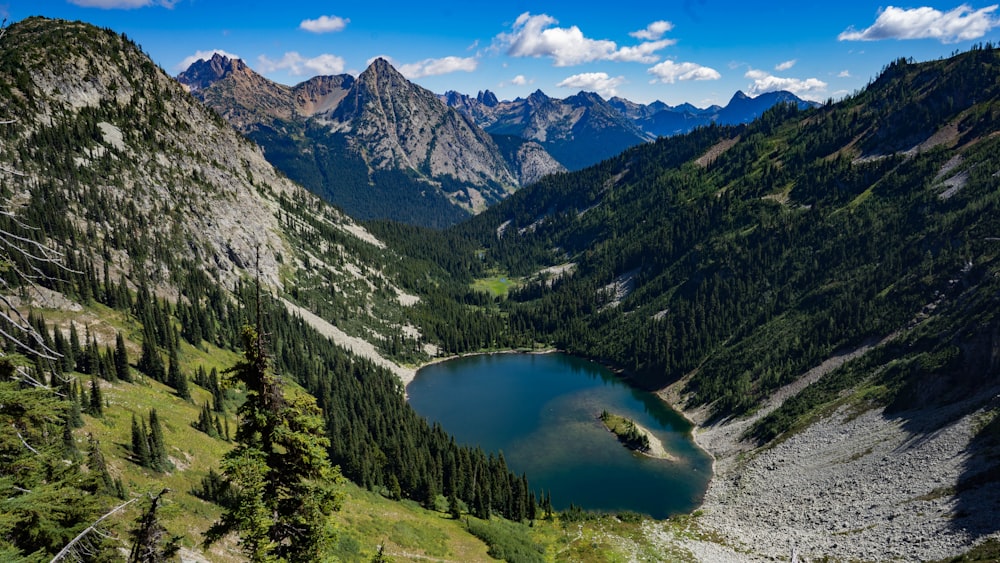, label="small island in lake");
[599,410,673,460]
